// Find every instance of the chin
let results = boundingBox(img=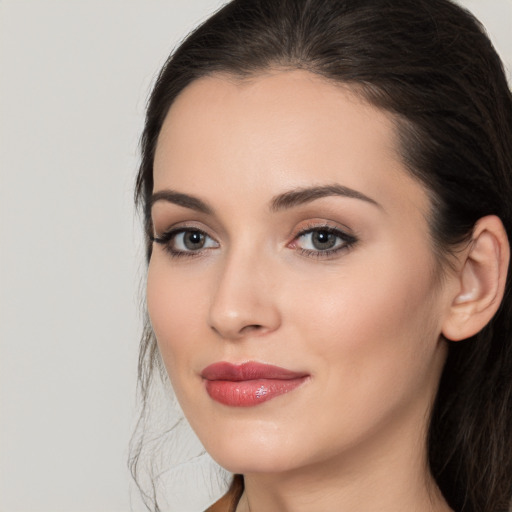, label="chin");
[212,449,298,475]
[195,419,304,475]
